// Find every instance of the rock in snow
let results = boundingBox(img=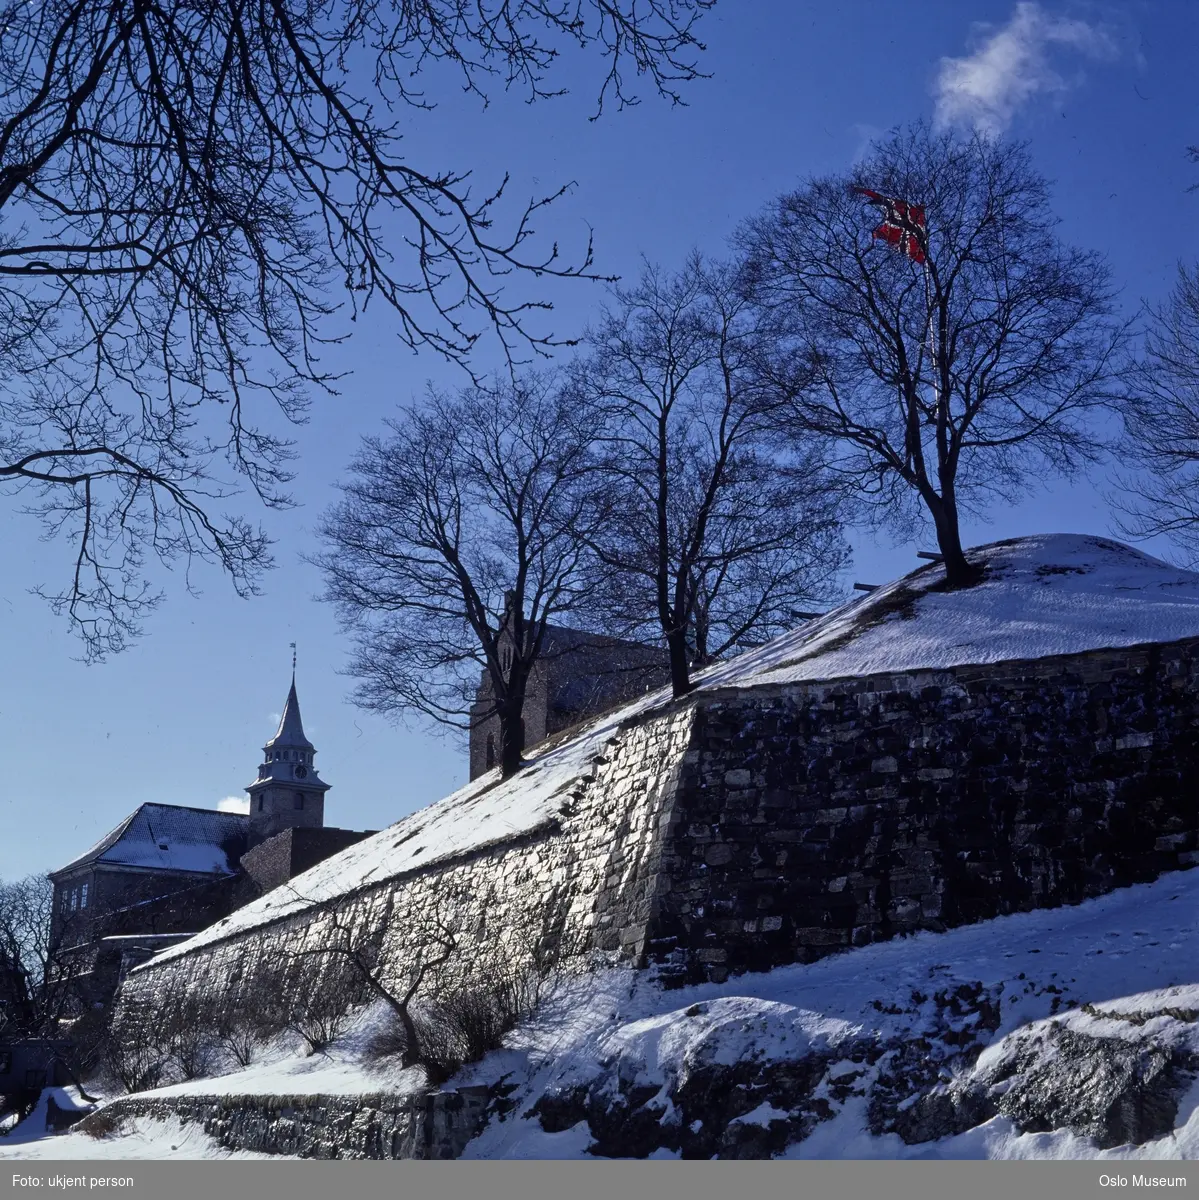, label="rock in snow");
[461,868,1199,1161]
